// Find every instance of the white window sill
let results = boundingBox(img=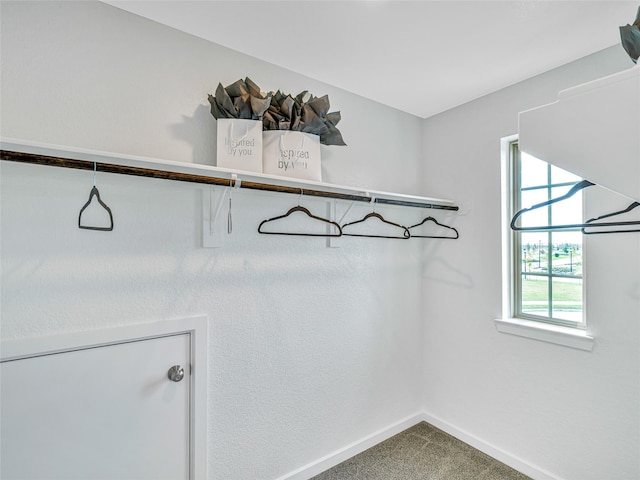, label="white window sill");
[494,317,594,351]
